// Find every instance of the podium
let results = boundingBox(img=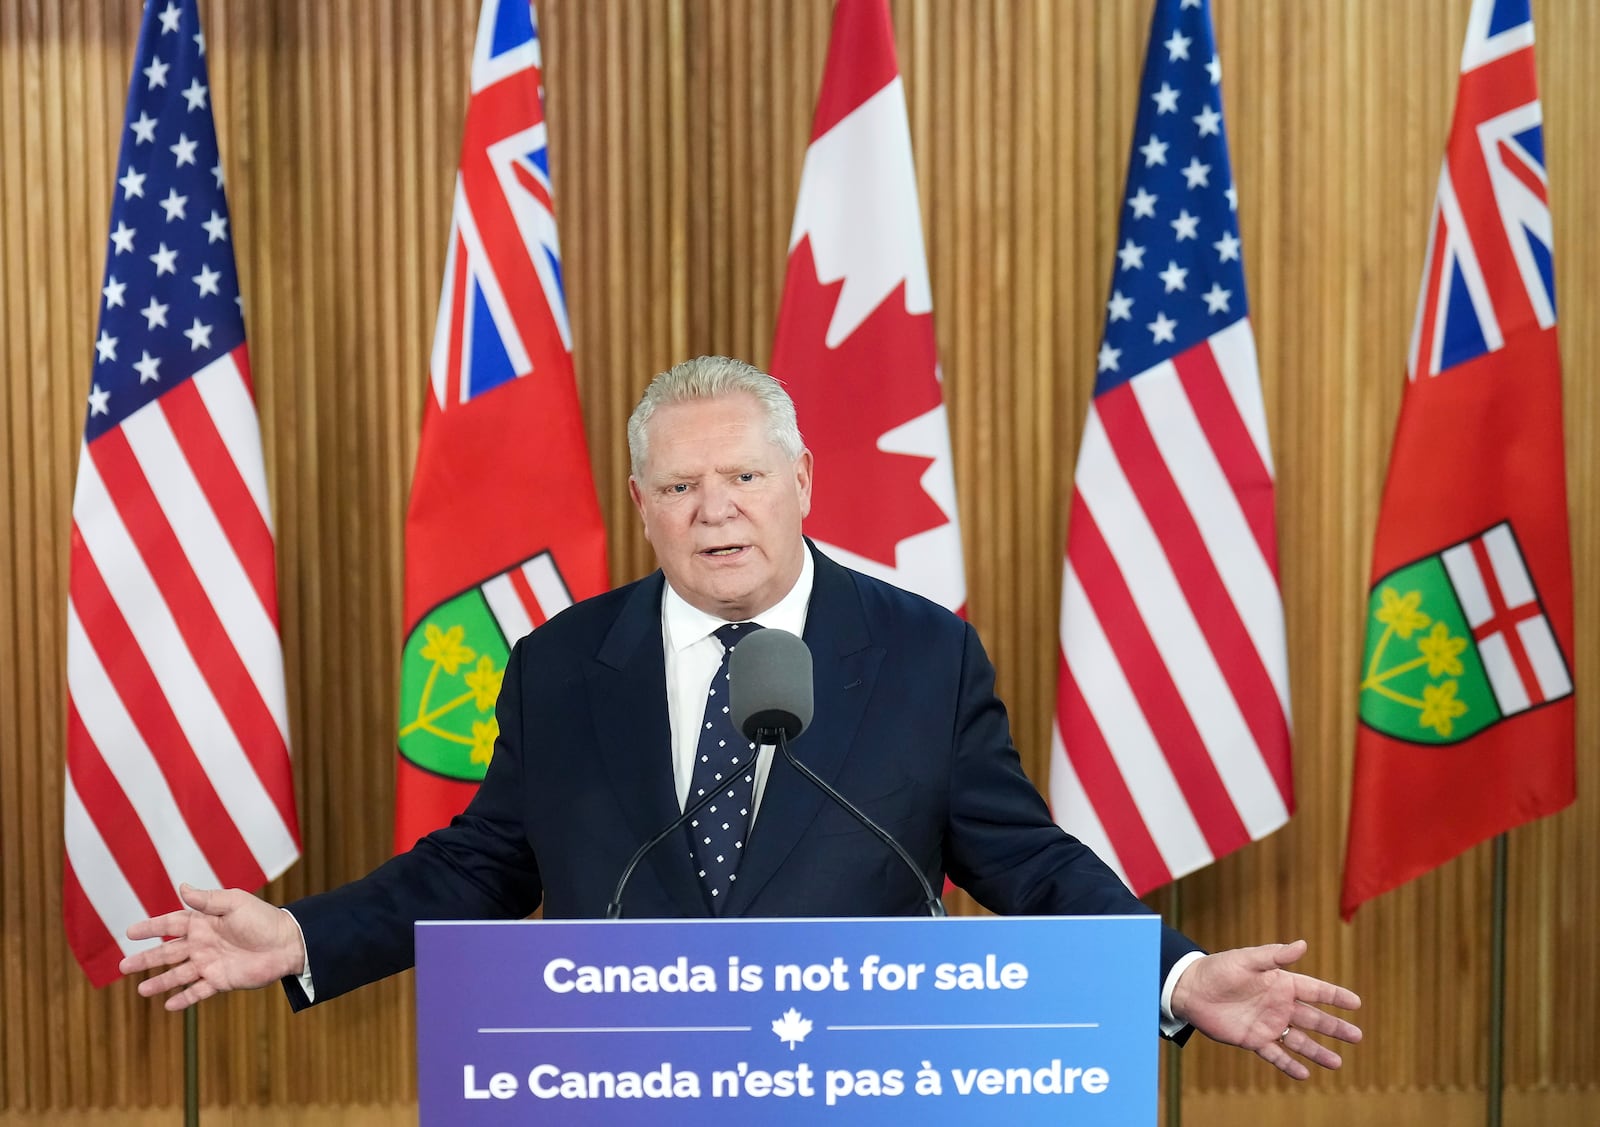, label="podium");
[416,914,1158,1124]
